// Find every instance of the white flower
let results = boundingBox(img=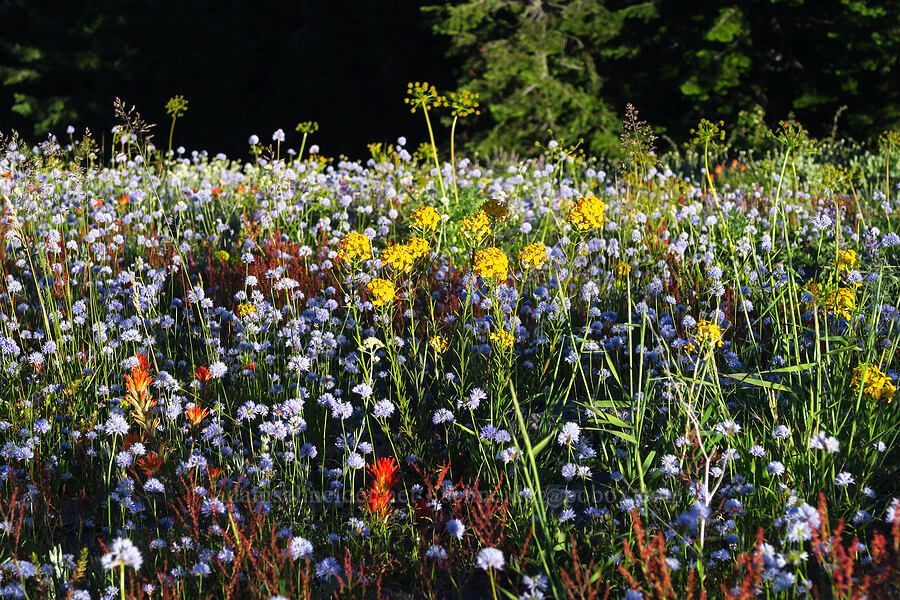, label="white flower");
[290,536,313,560]
[557,422,580,445]
[476,547,505,571]
[346,452,365,469]
[834,472,855,486]
[101,537,143,571]
[209,361,227,379]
